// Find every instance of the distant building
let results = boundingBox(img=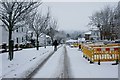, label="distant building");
[66,39,78,46]
[78,38,85,43]
[84,31,91,40]
[38,34,52,46]
[84,28,100,41]
[90,28,100,41]
[29,31,52,46]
